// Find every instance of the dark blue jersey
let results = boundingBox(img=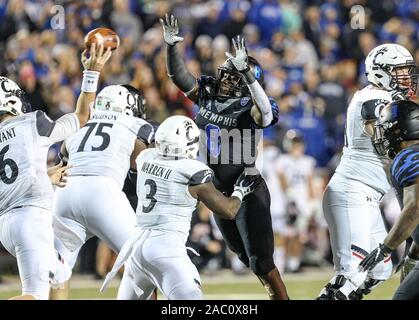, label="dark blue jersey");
[194,75,279,193]
[390,143,419,207]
